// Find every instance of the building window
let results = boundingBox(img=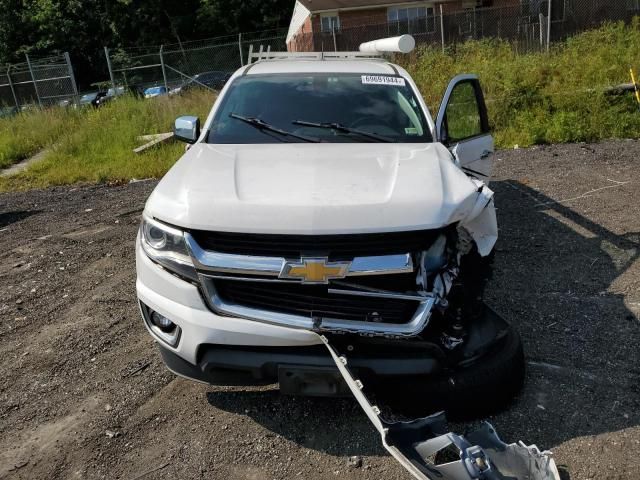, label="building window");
[388,5,436,35]
[628,0,640,11]
[321,14,340,32]
[523,0,567,21]
[458,10,474,36]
